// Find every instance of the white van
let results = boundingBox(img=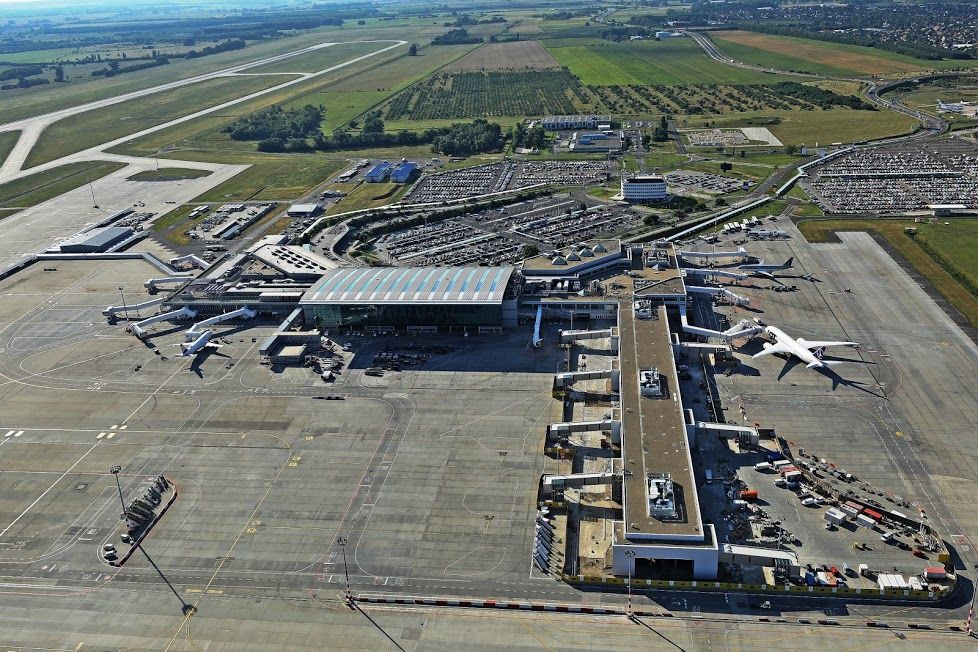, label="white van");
[754,462,773,472]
